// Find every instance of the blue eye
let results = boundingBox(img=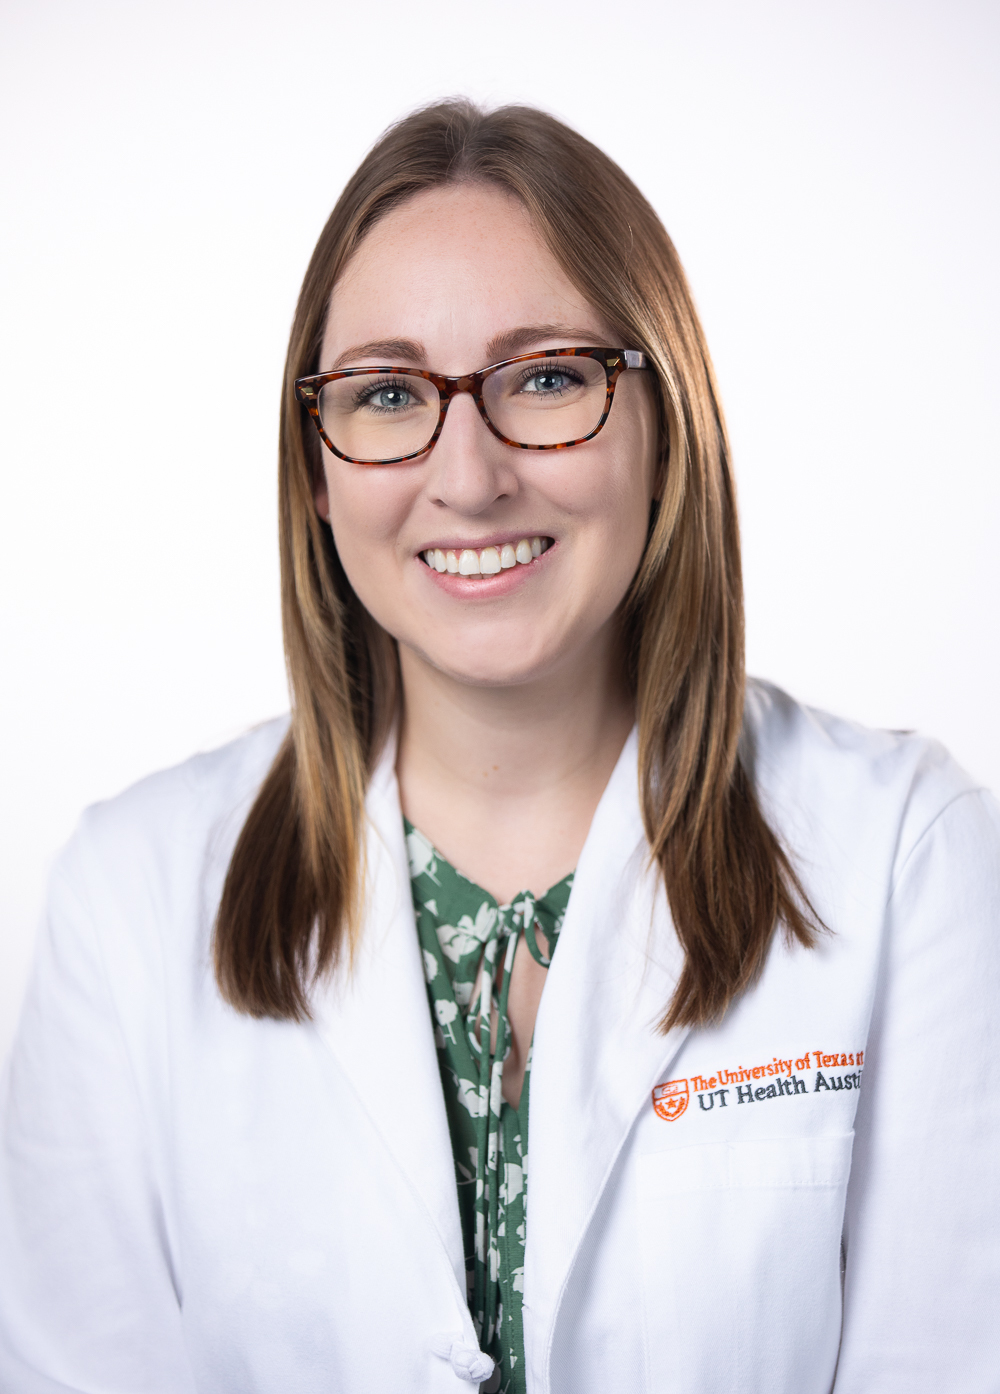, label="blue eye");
[513,362,588,398]
[357,380,415,411]
[521,370,573,394]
